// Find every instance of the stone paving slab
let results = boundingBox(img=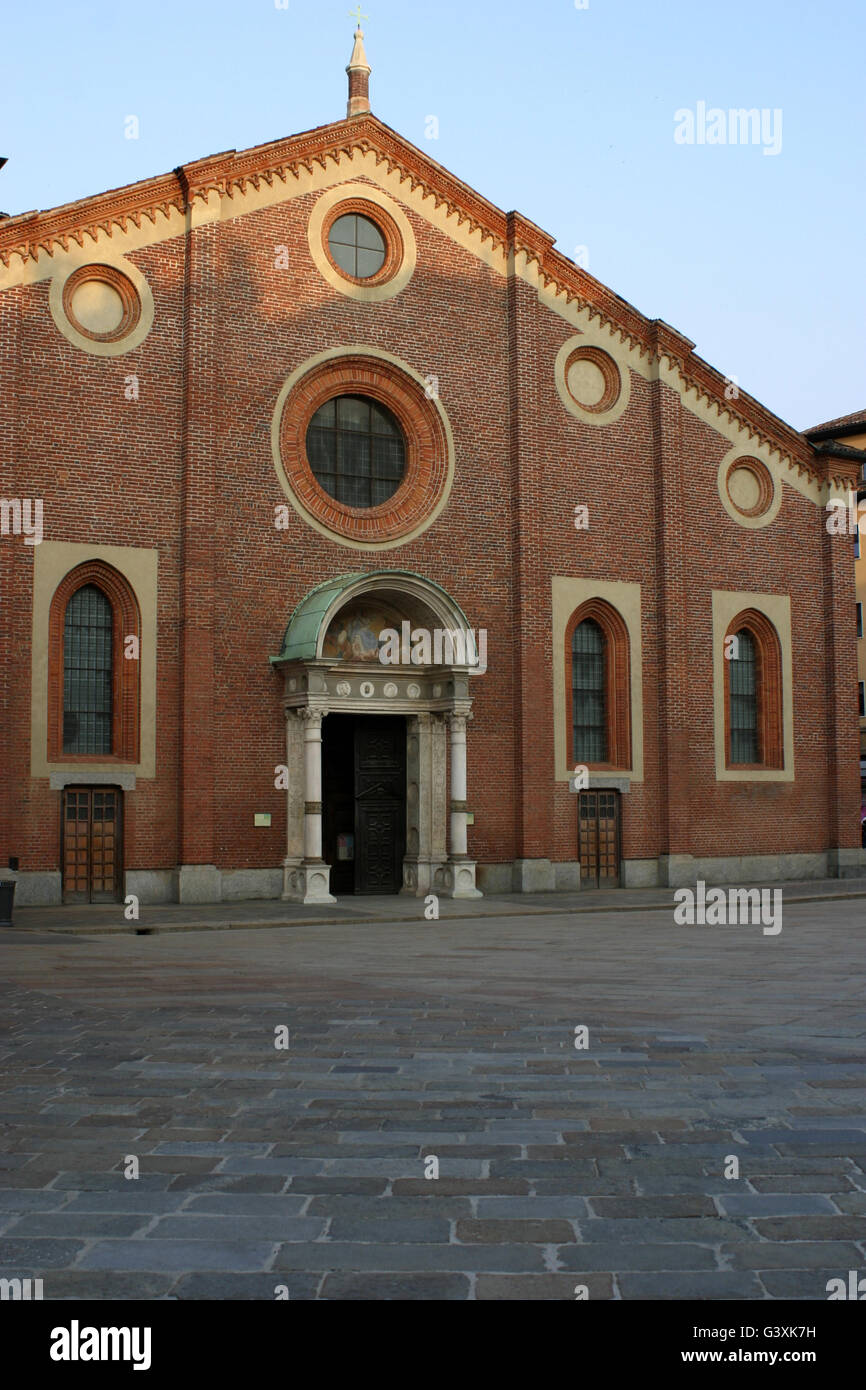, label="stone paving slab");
[77,1240,278,1271]
[475,1273,615,1300]
[32,1271,179,1301]
[617,1272,765,1299]
[320,1272,469,1300]
[0,897,865,1300]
